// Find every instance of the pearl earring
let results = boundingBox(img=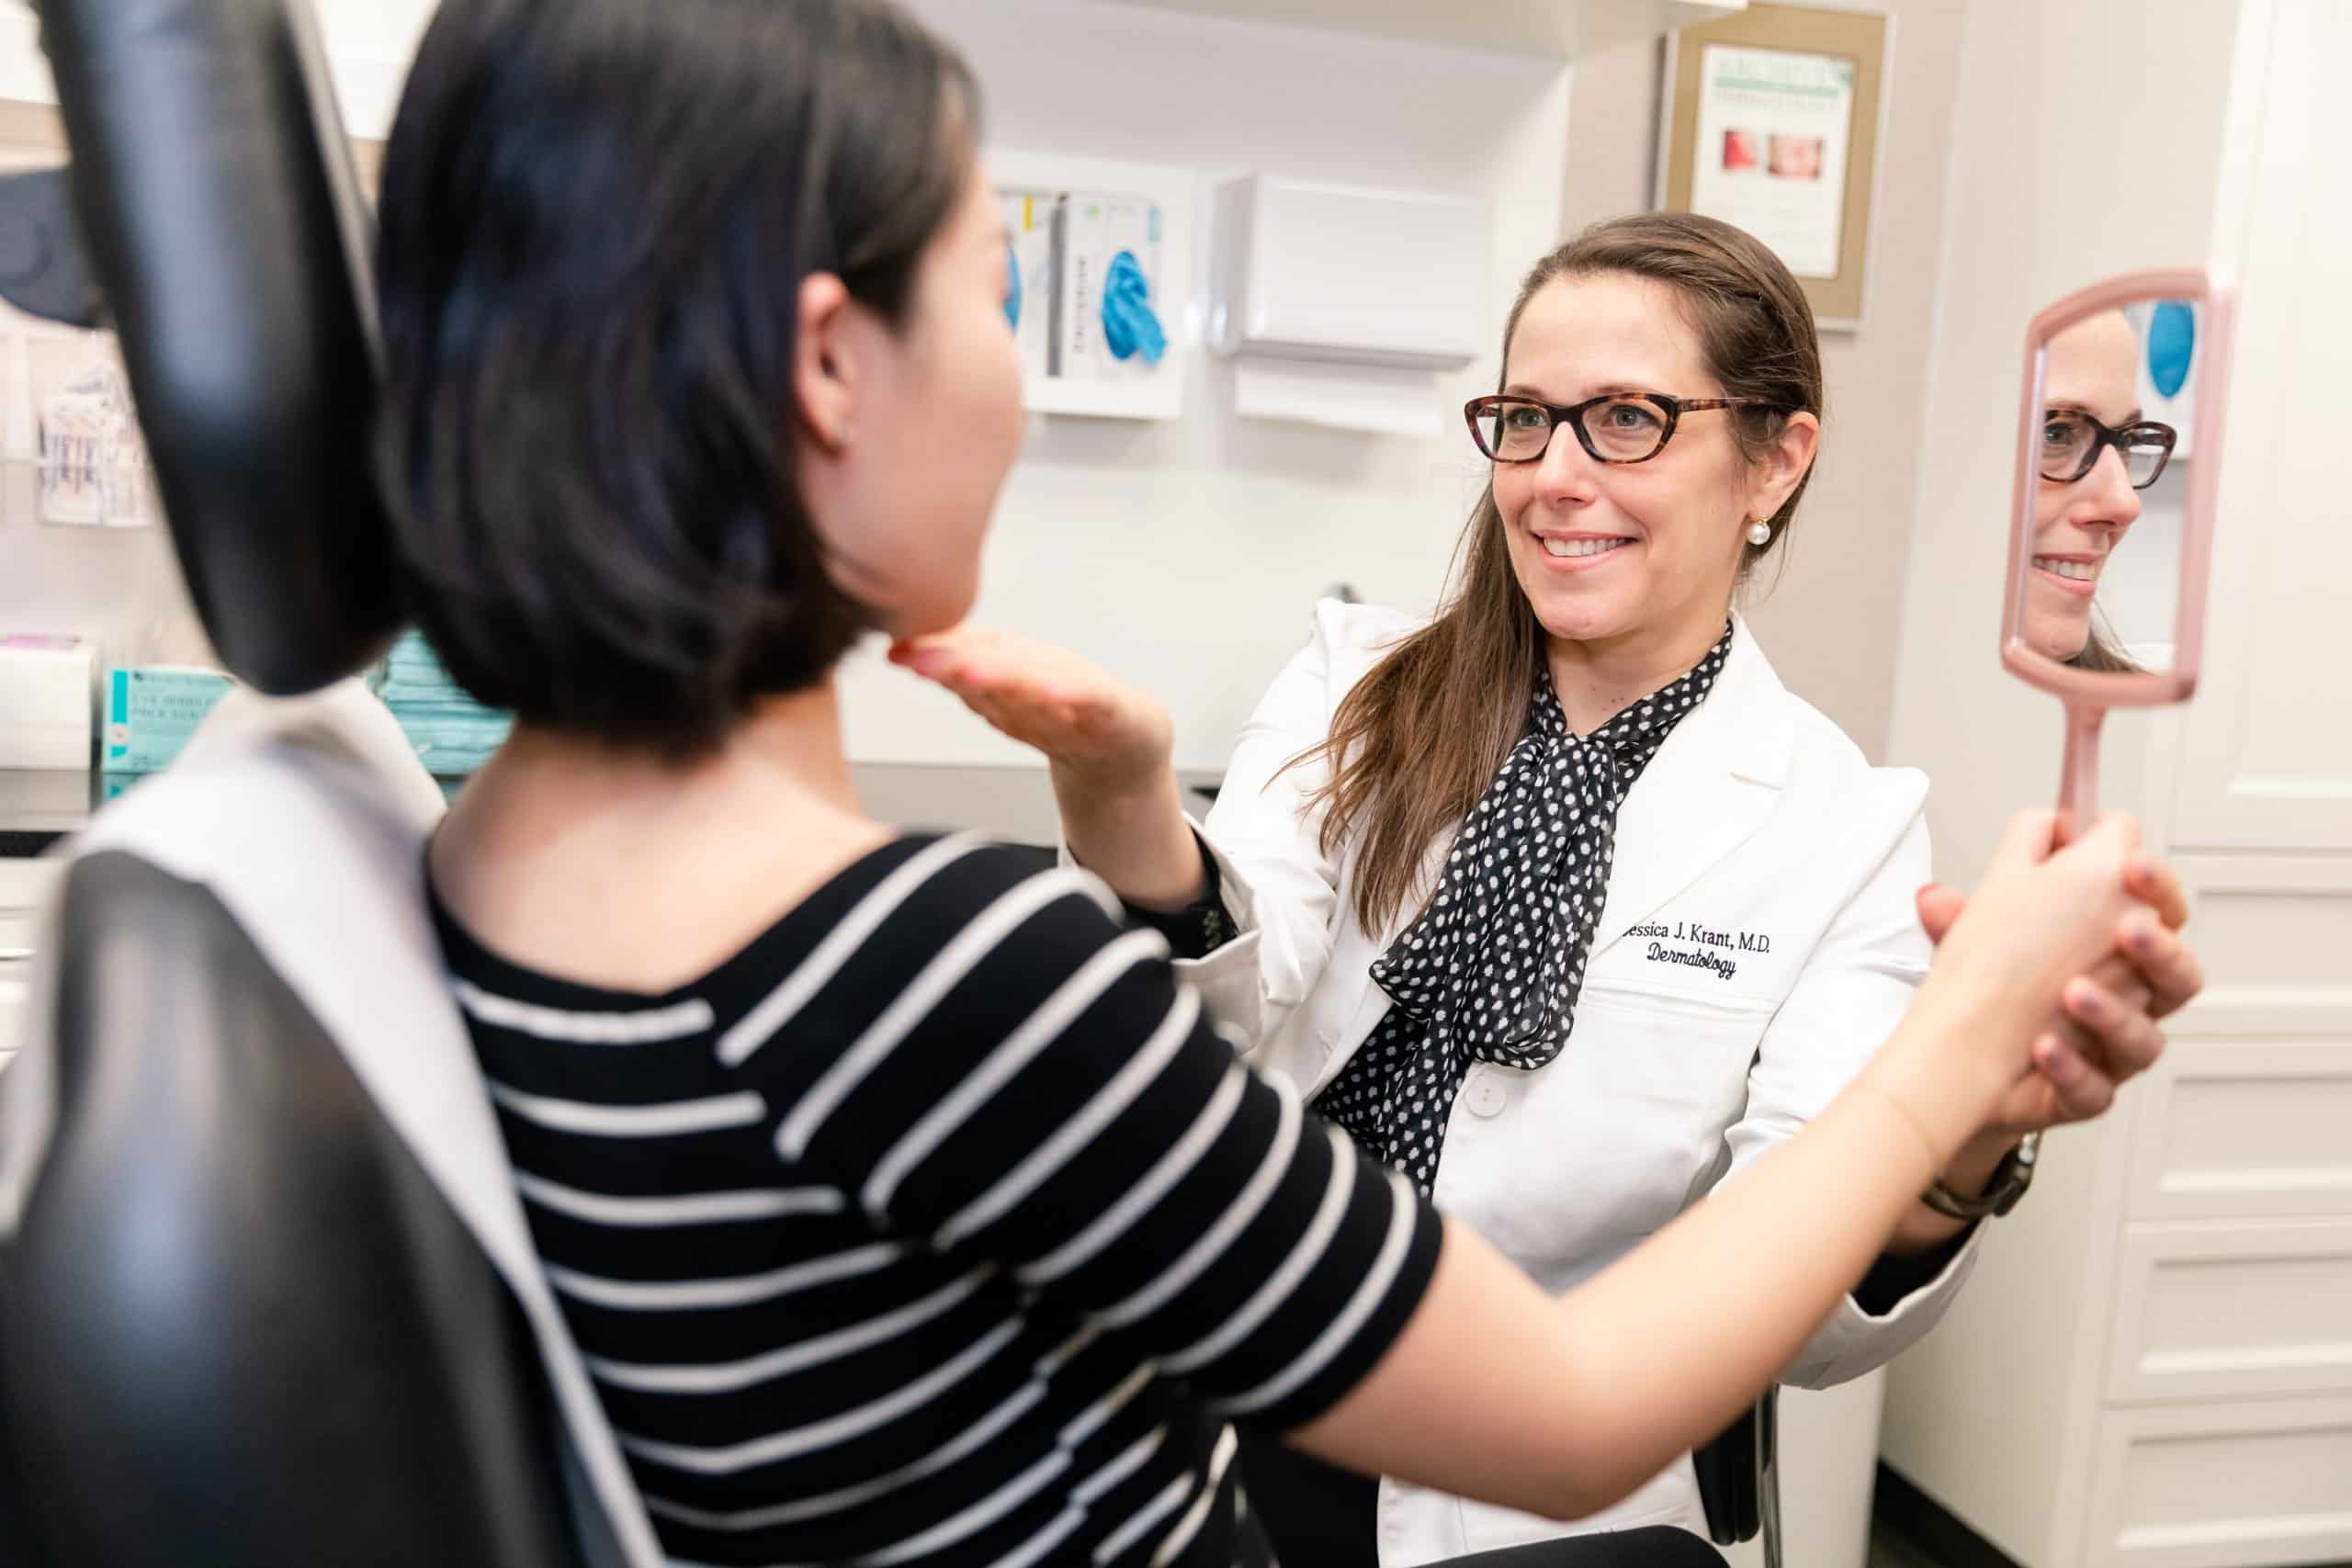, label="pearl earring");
[1746,520,1773,547]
